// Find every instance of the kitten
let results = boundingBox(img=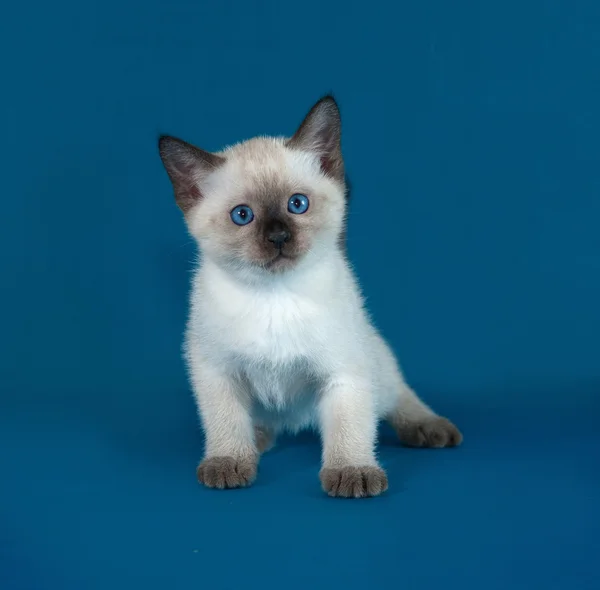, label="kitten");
[158,96,462,498]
